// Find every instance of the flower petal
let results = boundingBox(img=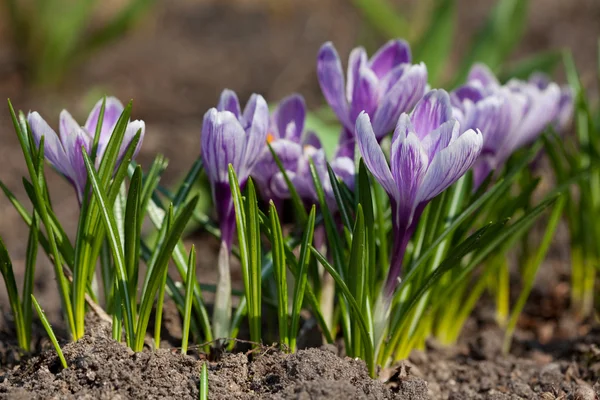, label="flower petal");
[528,72,551,89]
[350,65,379,125]
[556,86,574,132]
[420,119,459,161]
[201,108,247,184]
[331,156,355,190]
[467,63,500,88]
[303,131,323,149]
[463,95,507,153]
[372,63,427,139]
[28,112,74,179]
[117,120,145,163]
[217,89,242,118]
[346,47,368,104]
[59,110,82,148]
[452,84,485,104]
[335,127,355,160]
[410,89,453,140]
[254,139,303,200]
[416,129,483,204]
[241,94,269,177]
[272,94,306,142]
[355,112,398,198]
[390,131,428,227]
[378,64,407,94]
[369,39,411,78]
[317,42,350,129]
[84,97,124,148]
[511,81,561,149]
[63,127,92,202]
